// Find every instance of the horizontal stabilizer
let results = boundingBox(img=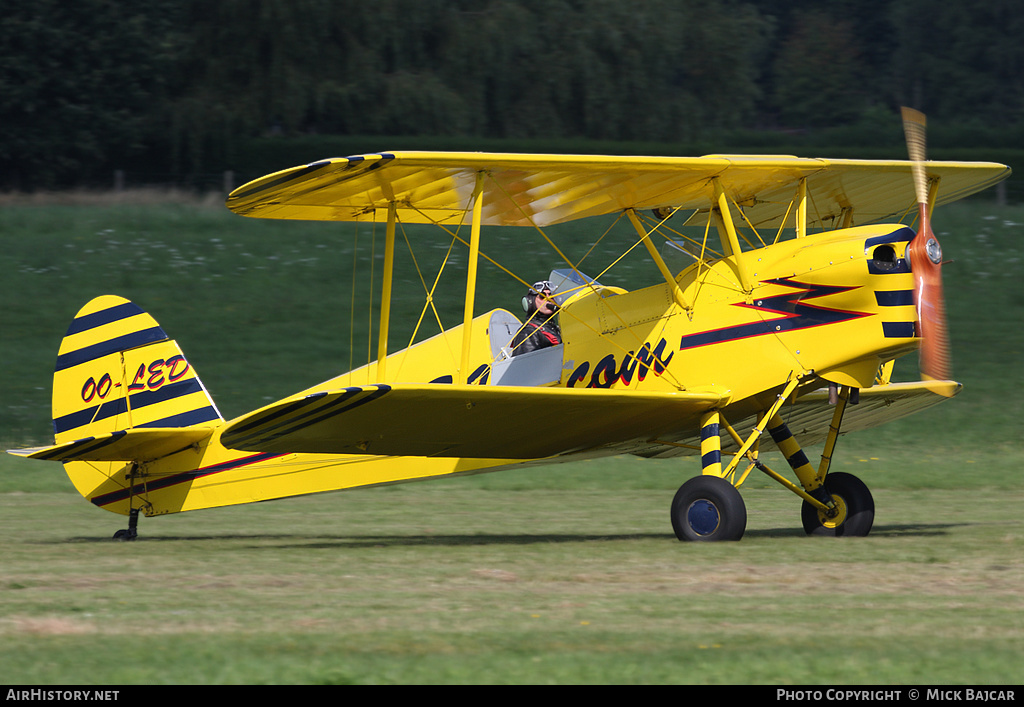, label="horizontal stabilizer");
[221,384,726,459]
[8,427,213,463]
